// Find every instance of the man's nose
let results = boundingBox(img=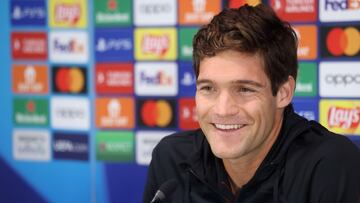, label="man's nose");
[213,91,239,116]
